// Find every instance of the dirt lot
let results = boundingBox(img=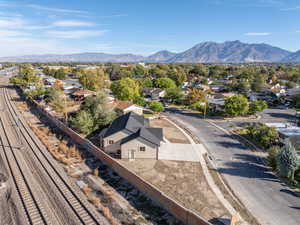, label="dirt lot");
[150,118,190,144]
[120,159,231,224]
